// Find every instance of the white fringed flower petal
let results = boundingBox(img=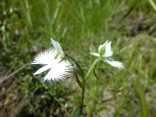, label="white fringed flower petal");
[32,45,73,82]
[43,60,73,82]
[31,49,57,65]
